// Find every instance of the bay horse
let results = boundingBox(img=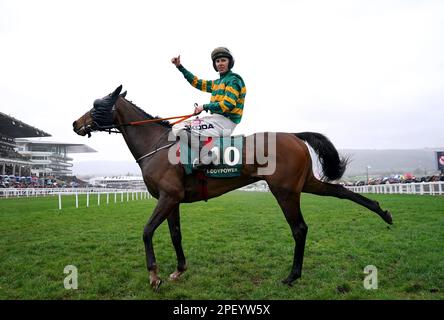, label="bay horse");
[73,85,393,291]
